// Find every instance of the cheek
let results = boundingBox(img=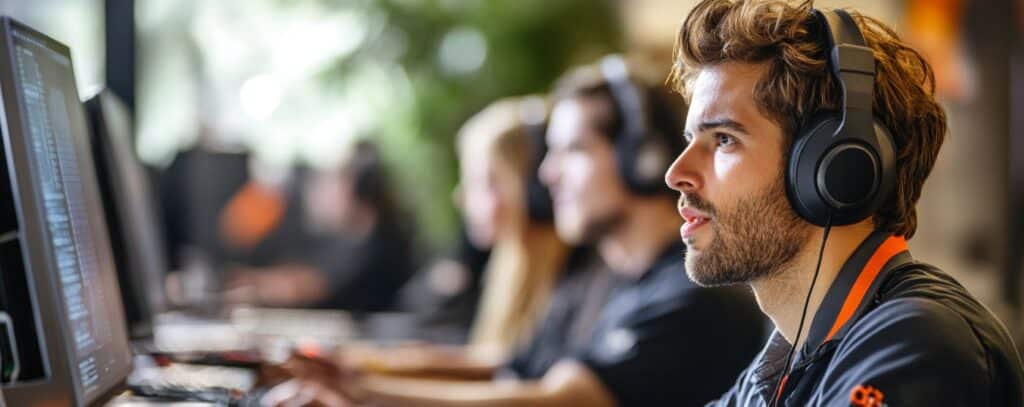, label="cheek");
[560,157,590,193]
[712,152,742,182]
[711,149,787,211]
[464,188,497,226]
[708,150,762,205]
[582,157,628,215]
[565,157,602,205]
